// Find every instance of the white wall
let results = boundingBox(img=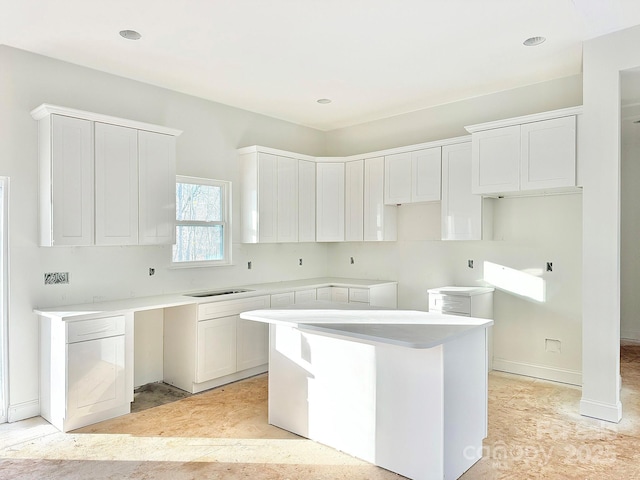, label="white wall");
[0,45,331,419]
[579,25,640,423]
